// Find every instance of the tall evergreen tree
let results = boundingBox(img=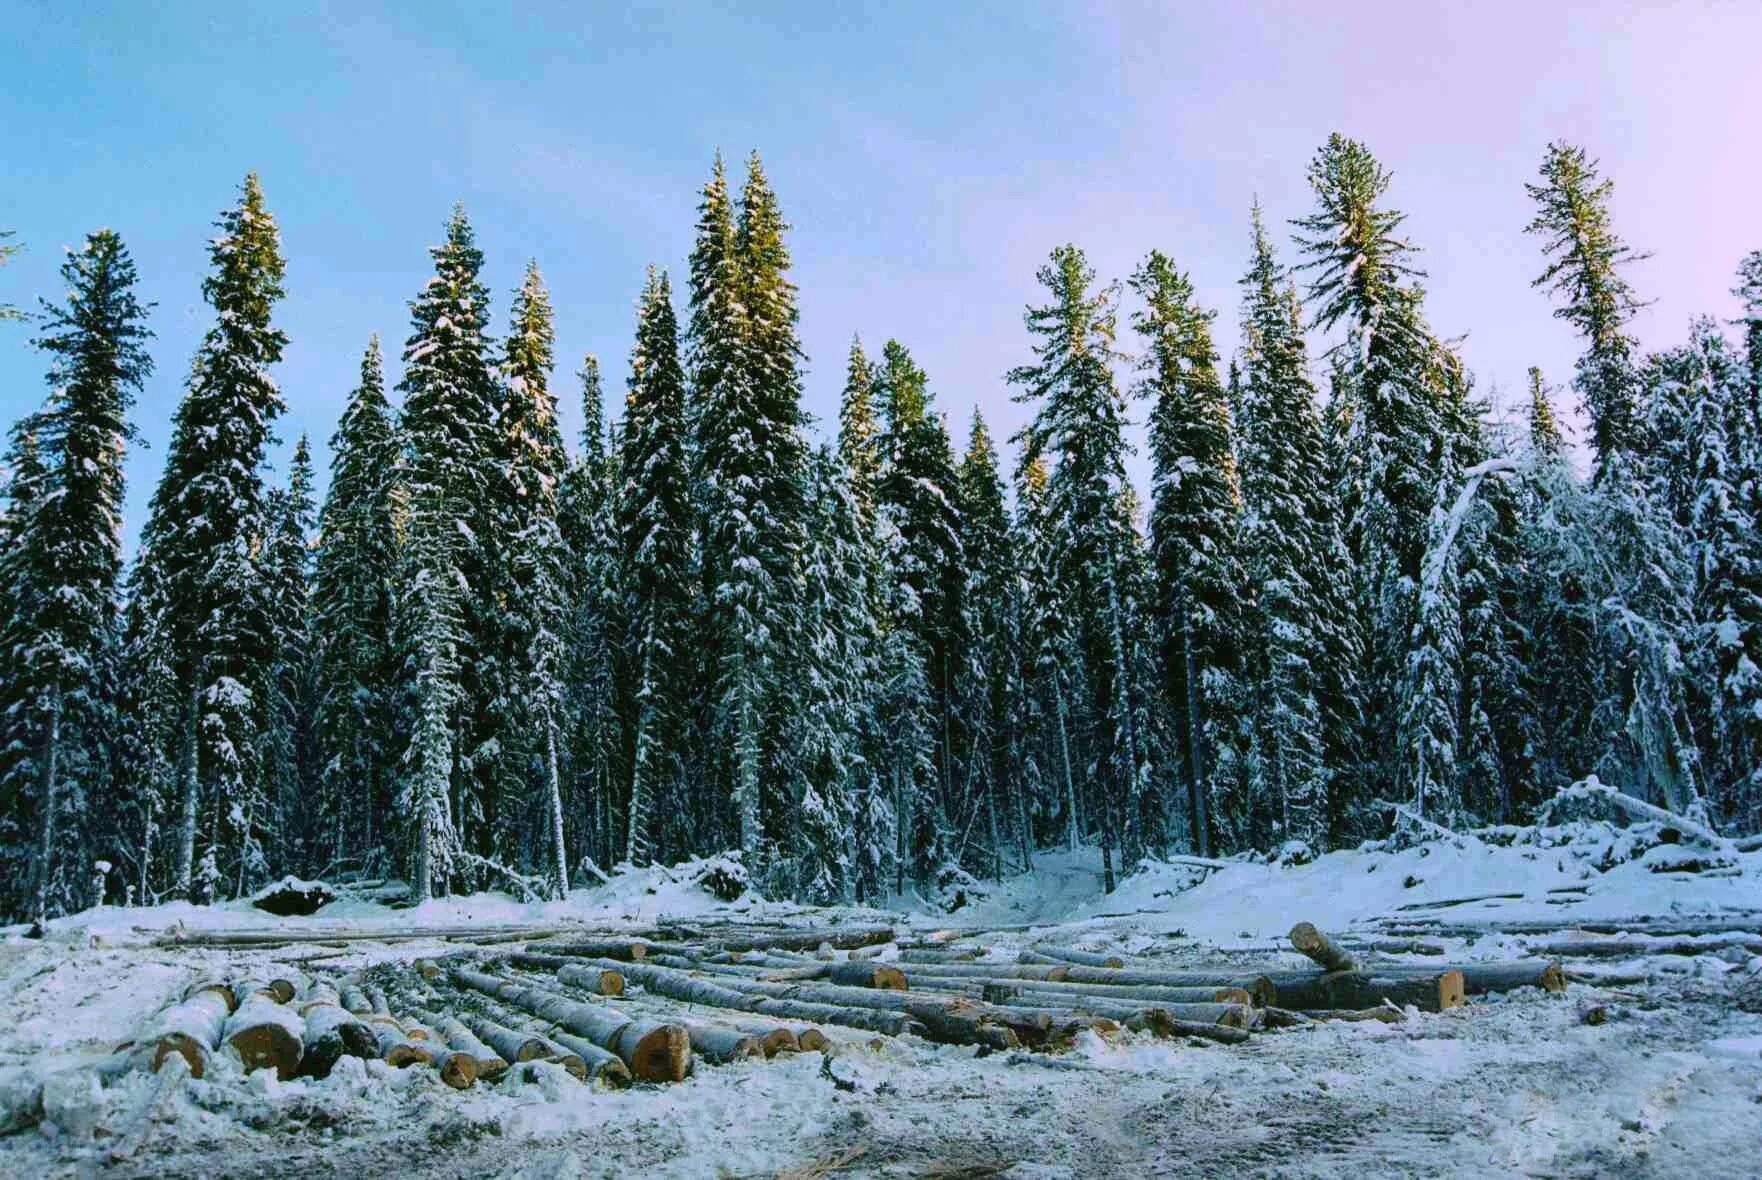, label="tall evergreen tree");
[1130,249,1250,855]
[0,232,152,920]
[1294,134,1451,835]
[616,270,693,867]
[688,152,809,869]
[1233,207,1339,852]
[957,411,1017,879]
[1009,245,1149,890]
[261,435,318,870]
[135,175,287,900]
[313,338,401,870]
[499,261,571,895]
[1525,142,1649,474]
[558,357,620,869]
[394,205,500,895]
